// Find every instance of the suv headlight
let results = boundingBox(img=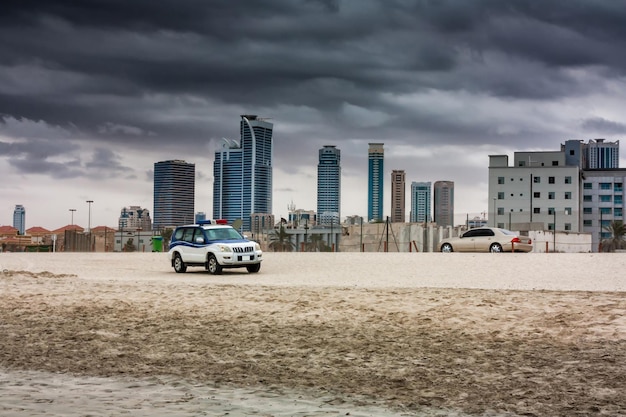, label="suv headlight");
[217,245,232,252]
[255,242,261,251]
